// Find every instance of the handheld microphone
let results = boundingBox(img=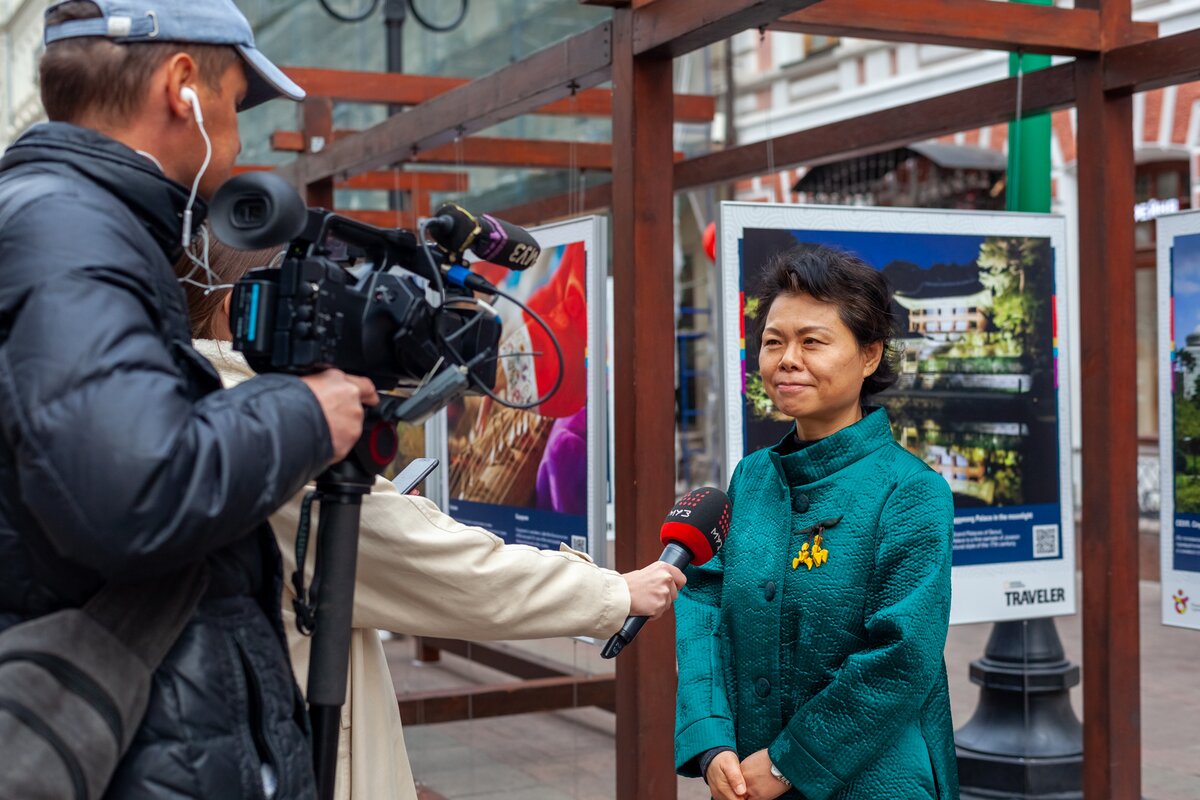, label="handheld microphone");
[601,487,731,659]
[426,203,542,273]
